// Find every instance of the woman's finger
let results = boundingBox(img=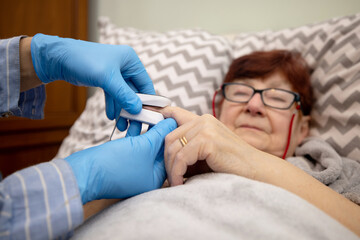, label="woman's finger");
[164,136,183,182]
[170,136,206,186]
[146,106,198,126]
[164,116,202,176]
